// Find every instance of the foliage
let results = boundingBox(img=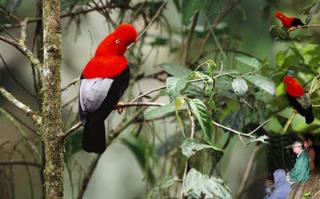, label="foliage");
[1,0,320,198]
